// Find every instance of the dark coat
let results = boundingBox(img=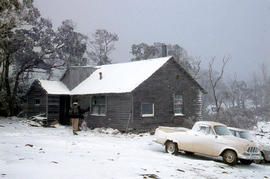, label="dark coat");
[69,105,83,118]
